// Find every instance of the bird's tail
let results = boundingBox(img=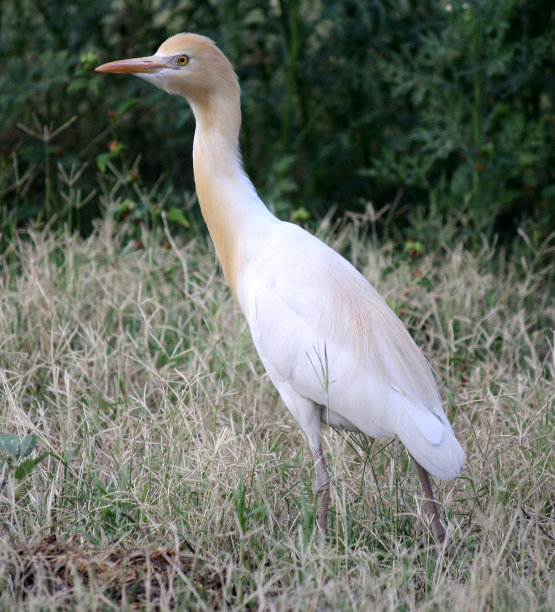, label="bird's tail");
[393,392,465,480]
